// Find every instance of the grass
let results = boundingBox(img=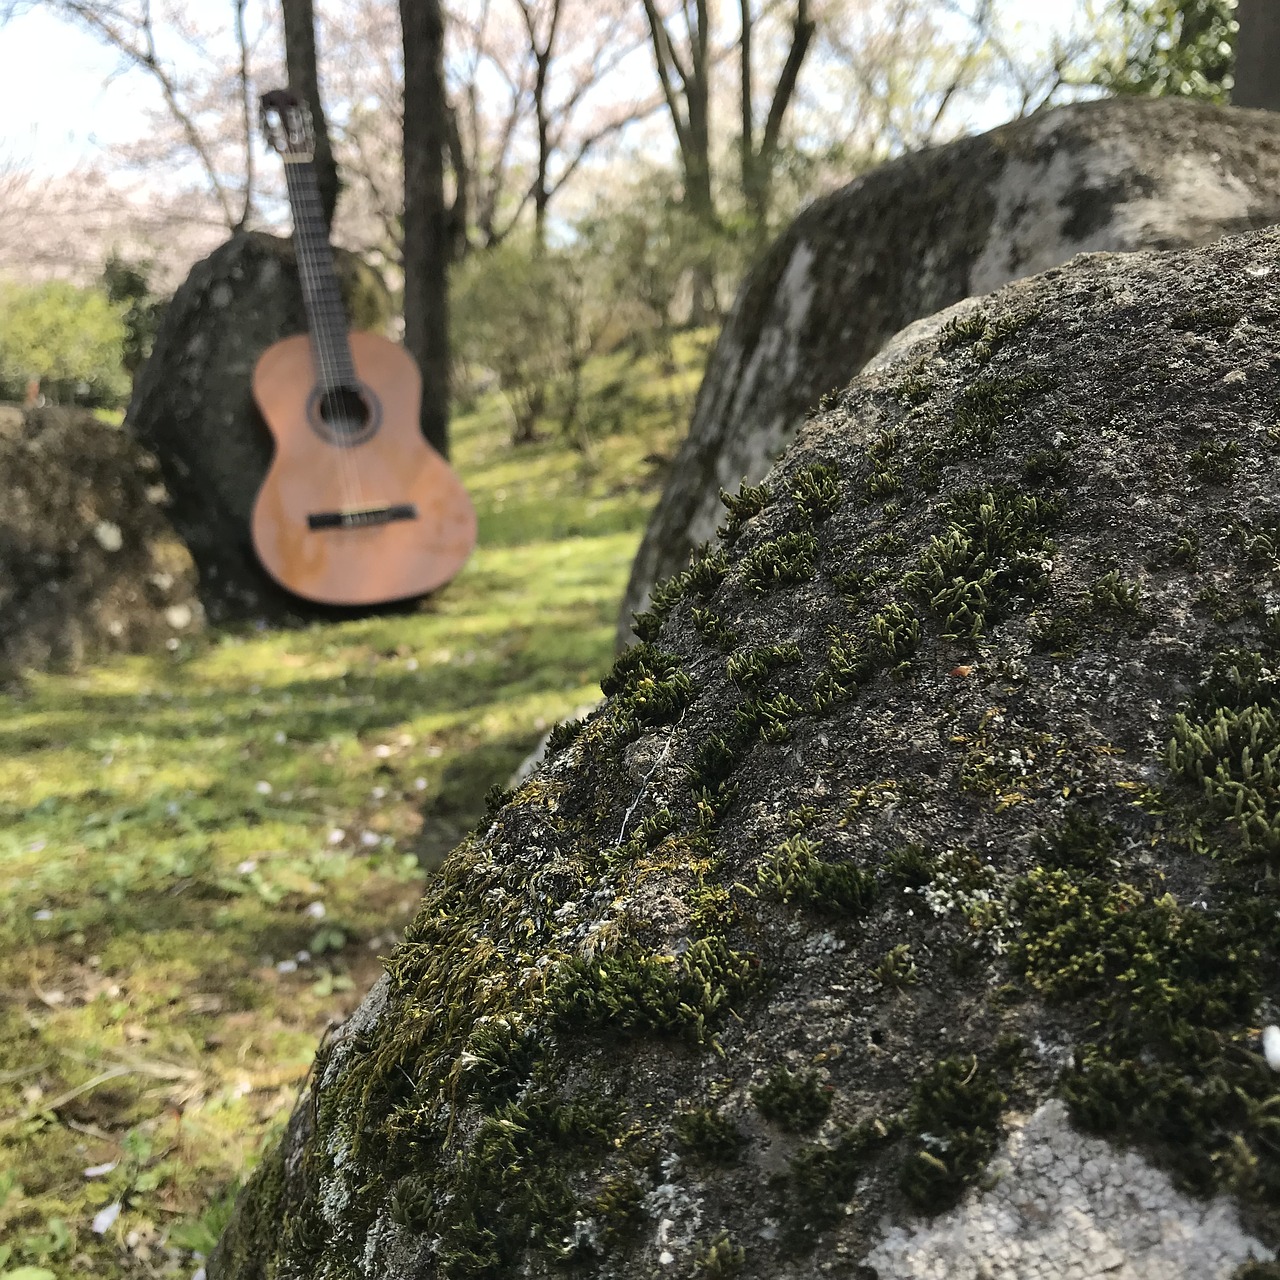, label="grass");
[0,330,711,1280]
